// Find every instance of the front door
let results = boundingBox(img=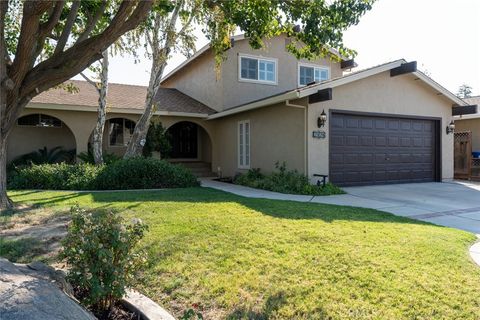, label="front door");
[169,122,198,158]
